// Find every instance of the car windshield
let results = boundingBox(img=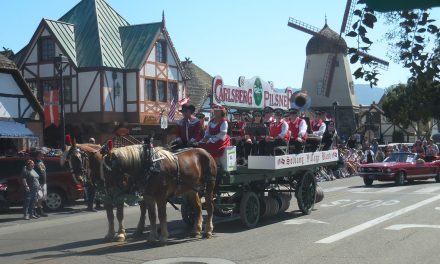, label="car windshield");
[384,153,416,163]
